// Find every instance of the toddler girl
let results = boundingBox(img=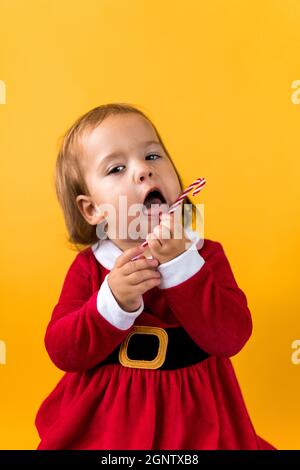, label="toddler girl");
[35,103,276,450]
